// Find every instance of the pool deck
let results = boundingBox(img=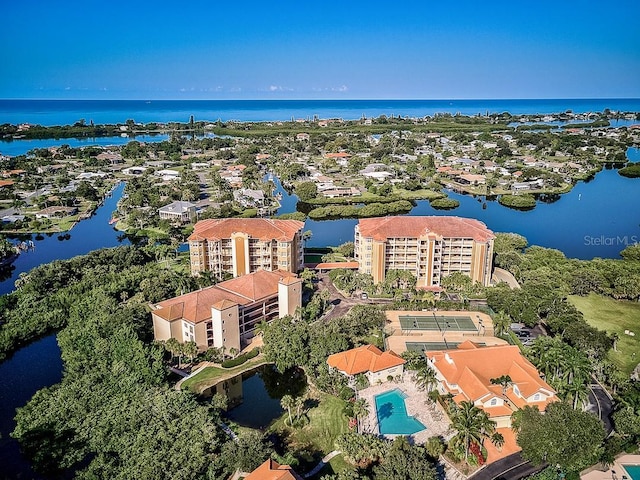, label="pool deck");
[581,455,640,480]
[357,371,452,444]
